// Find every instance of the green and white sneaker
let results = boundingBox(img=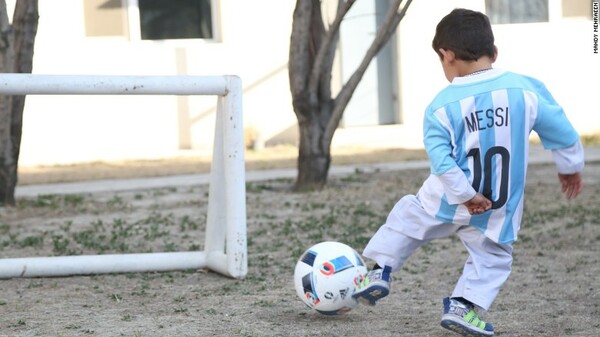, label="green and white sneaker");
[352,266,391,306]
[440,297,494,336]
